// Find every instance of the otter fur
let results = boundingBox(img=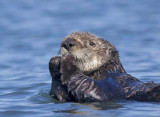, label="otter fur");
[49,32,160,102]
